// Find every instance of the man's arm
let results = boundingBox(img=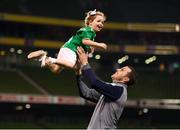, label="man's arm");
[82,64,124,101]
[76,74,101,103]
[77,47,124,101]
